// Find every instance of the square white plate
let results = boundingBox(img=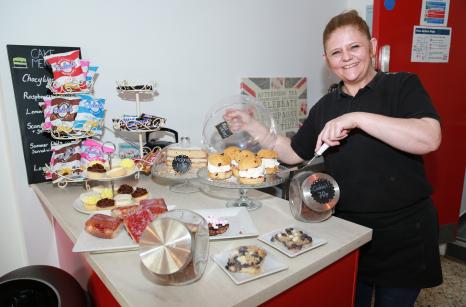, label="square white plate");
[72,206,175,253]
[212,245,288,285]
[192,207,259,240]
[258,225,327,258]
